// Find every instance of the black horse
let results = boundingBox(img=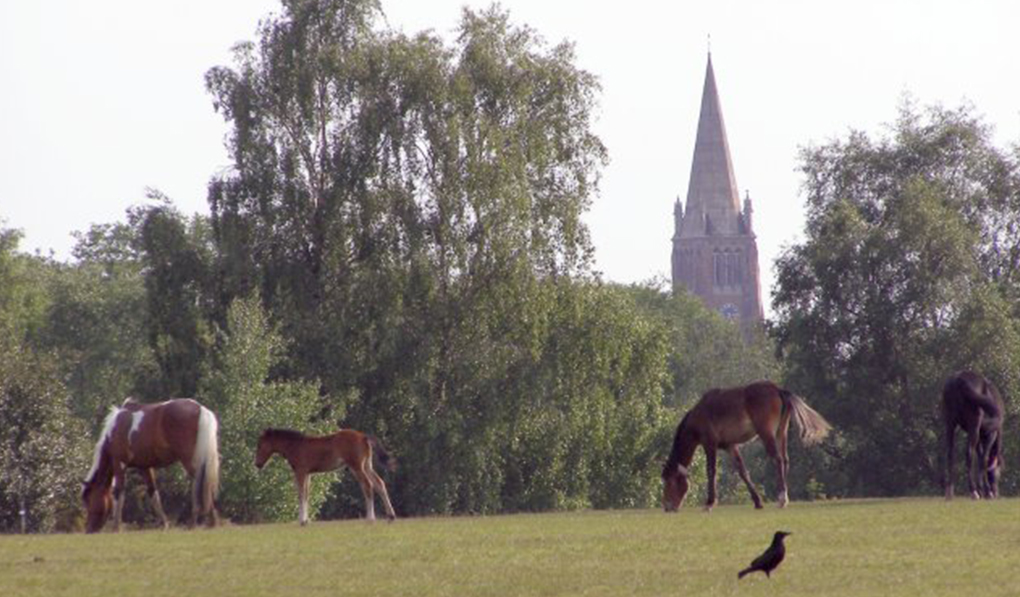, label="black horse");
[942,371,1004,500]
